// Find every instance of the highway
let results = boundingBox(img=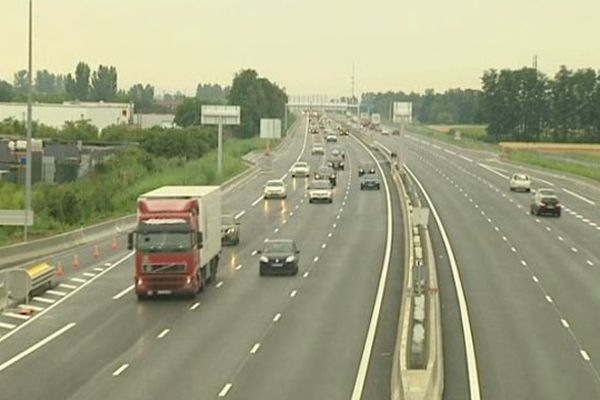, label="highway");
[0,119,405,400]
[376,129,600,399]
